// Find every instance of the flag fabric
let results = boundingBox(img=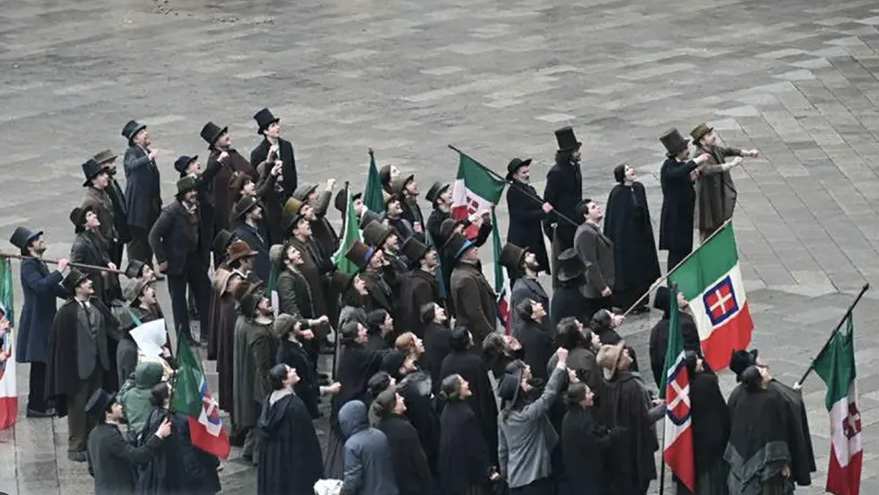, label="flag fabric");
[814,315,862,495]
[490,209,510,333]
[332,188,363,274]
[0,258,17,431]
[659,284,695,492]
[172,336,230,459]
[667,222,753,370]
[364,151,385,215]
